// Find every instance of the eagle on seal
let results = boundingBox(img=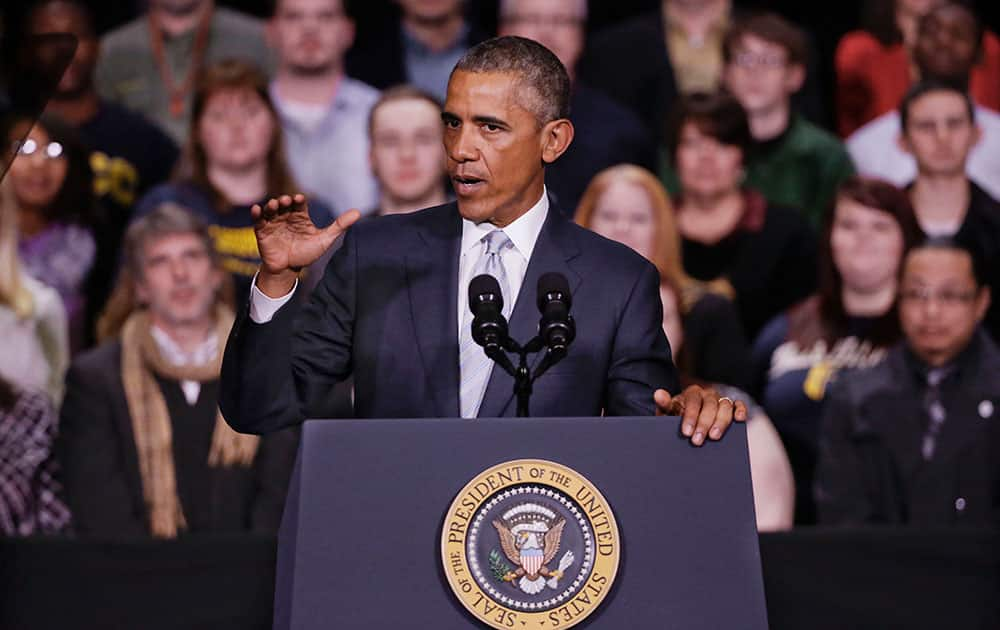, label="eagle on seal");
[493,508,573,594]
